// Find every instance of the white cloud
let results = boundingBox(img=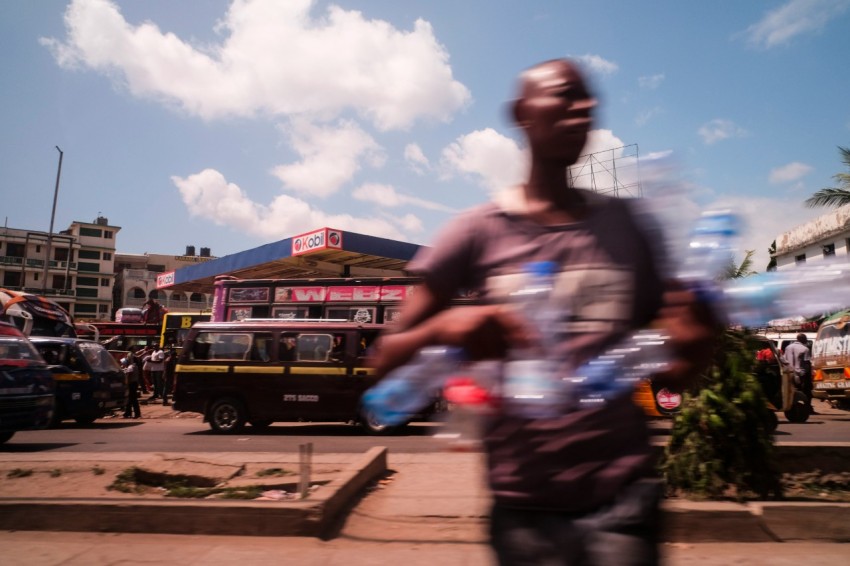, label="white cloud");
[638,74,665,90]
[352,183,456,213]
[41,0,470,130]
[572,54,619,76]
[270,119,384,198]
[581,129,626,157]
[172,168,407,241]
[404,143,430,174]
[769,162,813,184]
[439,129,527,194]
[744,0,850,49]
[635,107,663,127]
[698,119,748,144]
